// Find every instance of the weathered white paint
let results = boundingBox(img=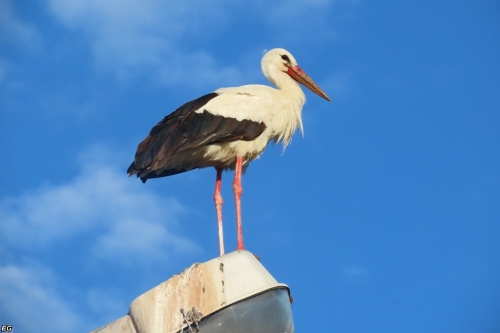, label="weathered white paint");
[91,250,290,333]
